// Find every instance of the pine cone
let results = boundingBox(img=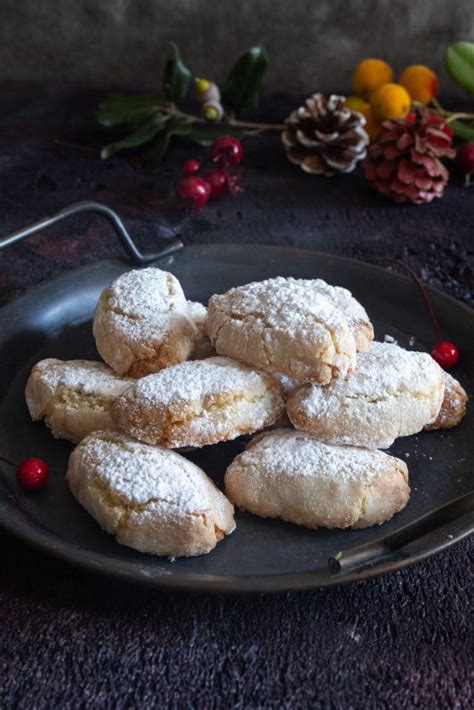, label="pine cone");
[363,111,456,204]
[282,94,369,176]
